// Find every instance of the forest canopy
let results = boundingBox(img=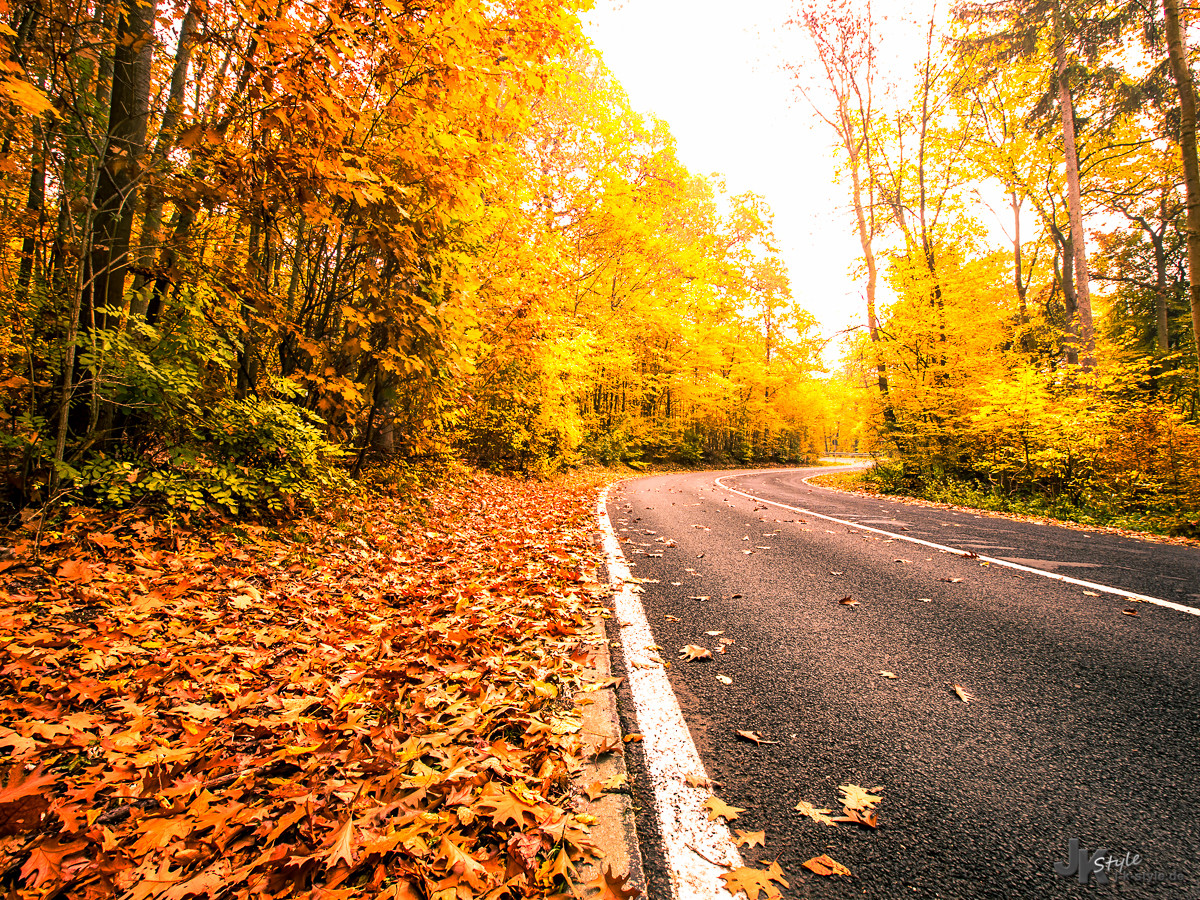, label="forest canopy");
[0,0,1196,533]
[790,0,1200,534]
[0,0,847,517]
